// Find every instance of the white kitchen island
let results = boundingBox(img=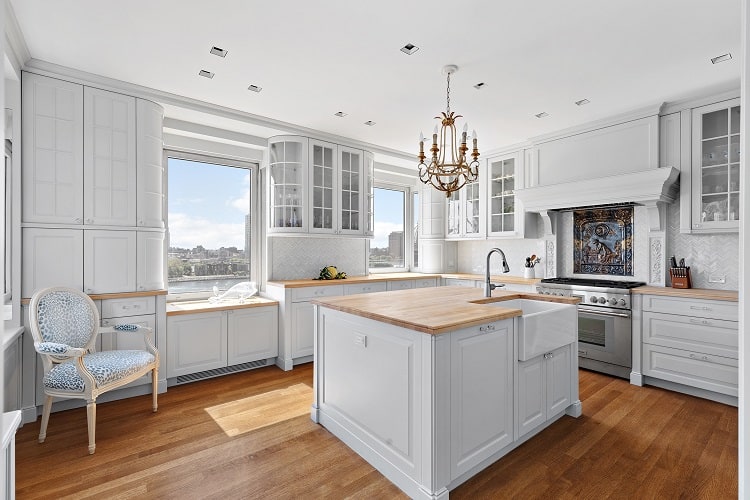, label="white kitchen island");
[311,286,581,499]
